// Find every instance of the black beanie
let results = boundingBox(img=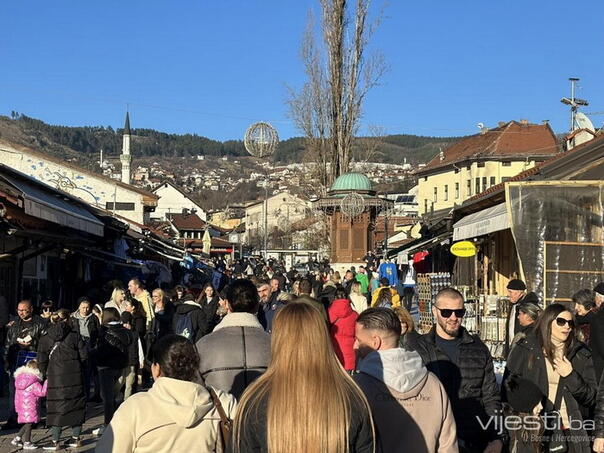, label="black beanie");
[594,282,604,296]
[507,279,527,291]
